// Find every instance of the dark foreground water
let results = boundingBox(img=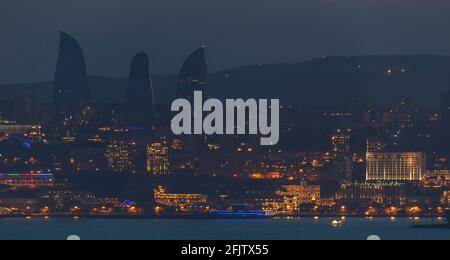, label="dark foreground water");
[0,217,449,240]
